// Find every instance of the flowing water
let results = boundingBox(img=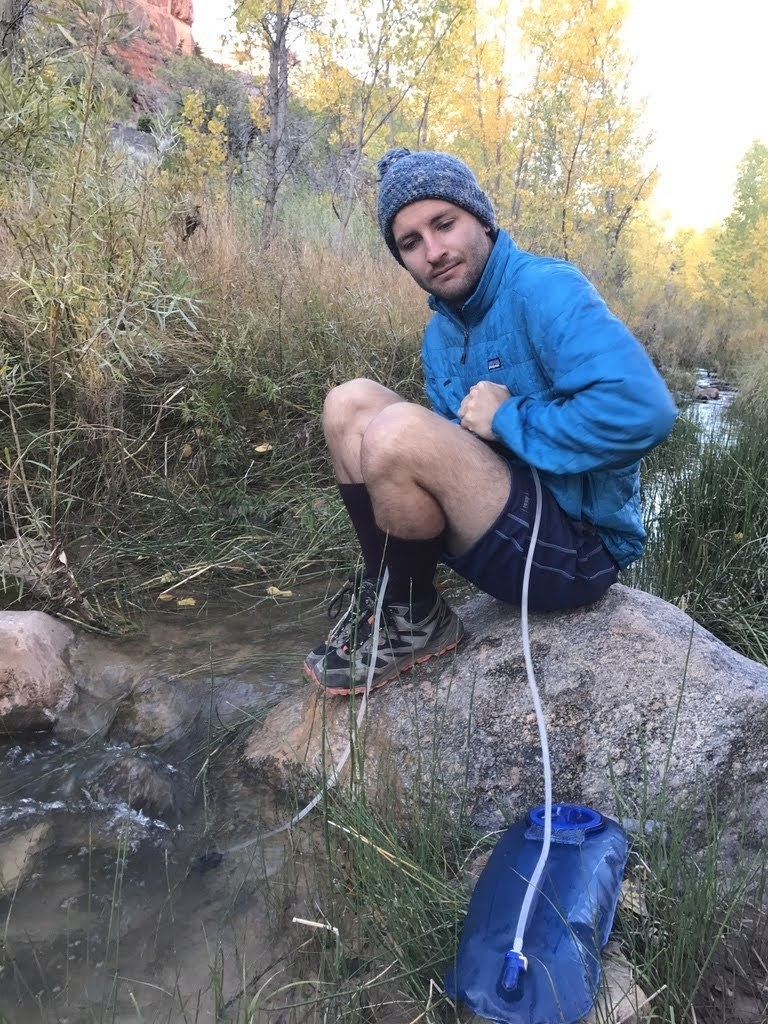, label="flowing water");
[684,370,737,436]
[0,376,740,1023]
[0,588,334,1023]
